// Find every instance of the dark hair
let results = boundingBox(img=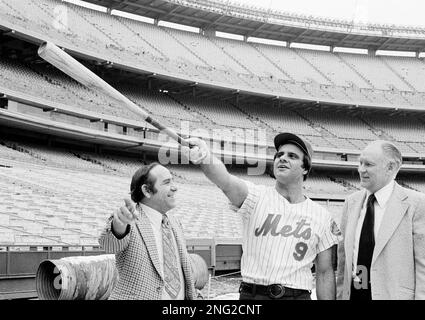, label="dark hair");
[302,153,312,181]
[272,151,312,181]
[130,162,160,204]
